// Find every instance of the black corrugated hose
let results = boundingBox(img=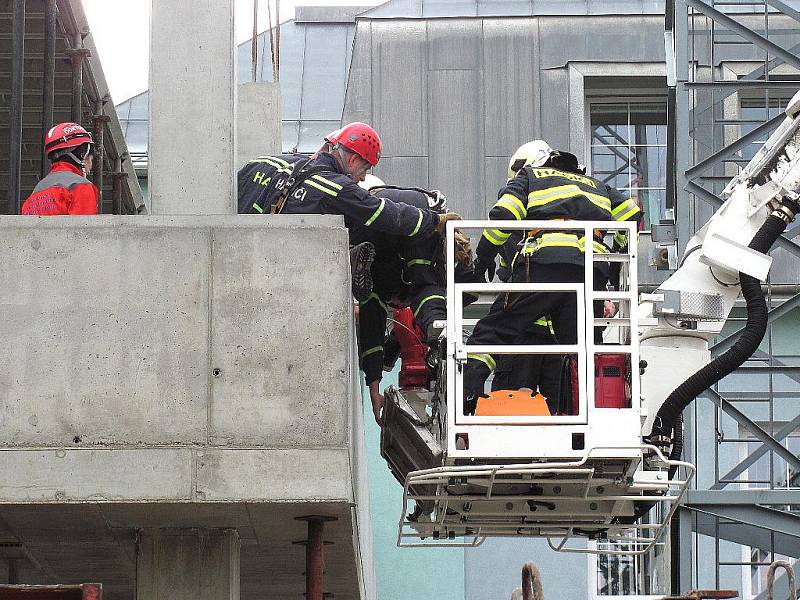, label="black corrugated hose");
[649,199,799,456]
